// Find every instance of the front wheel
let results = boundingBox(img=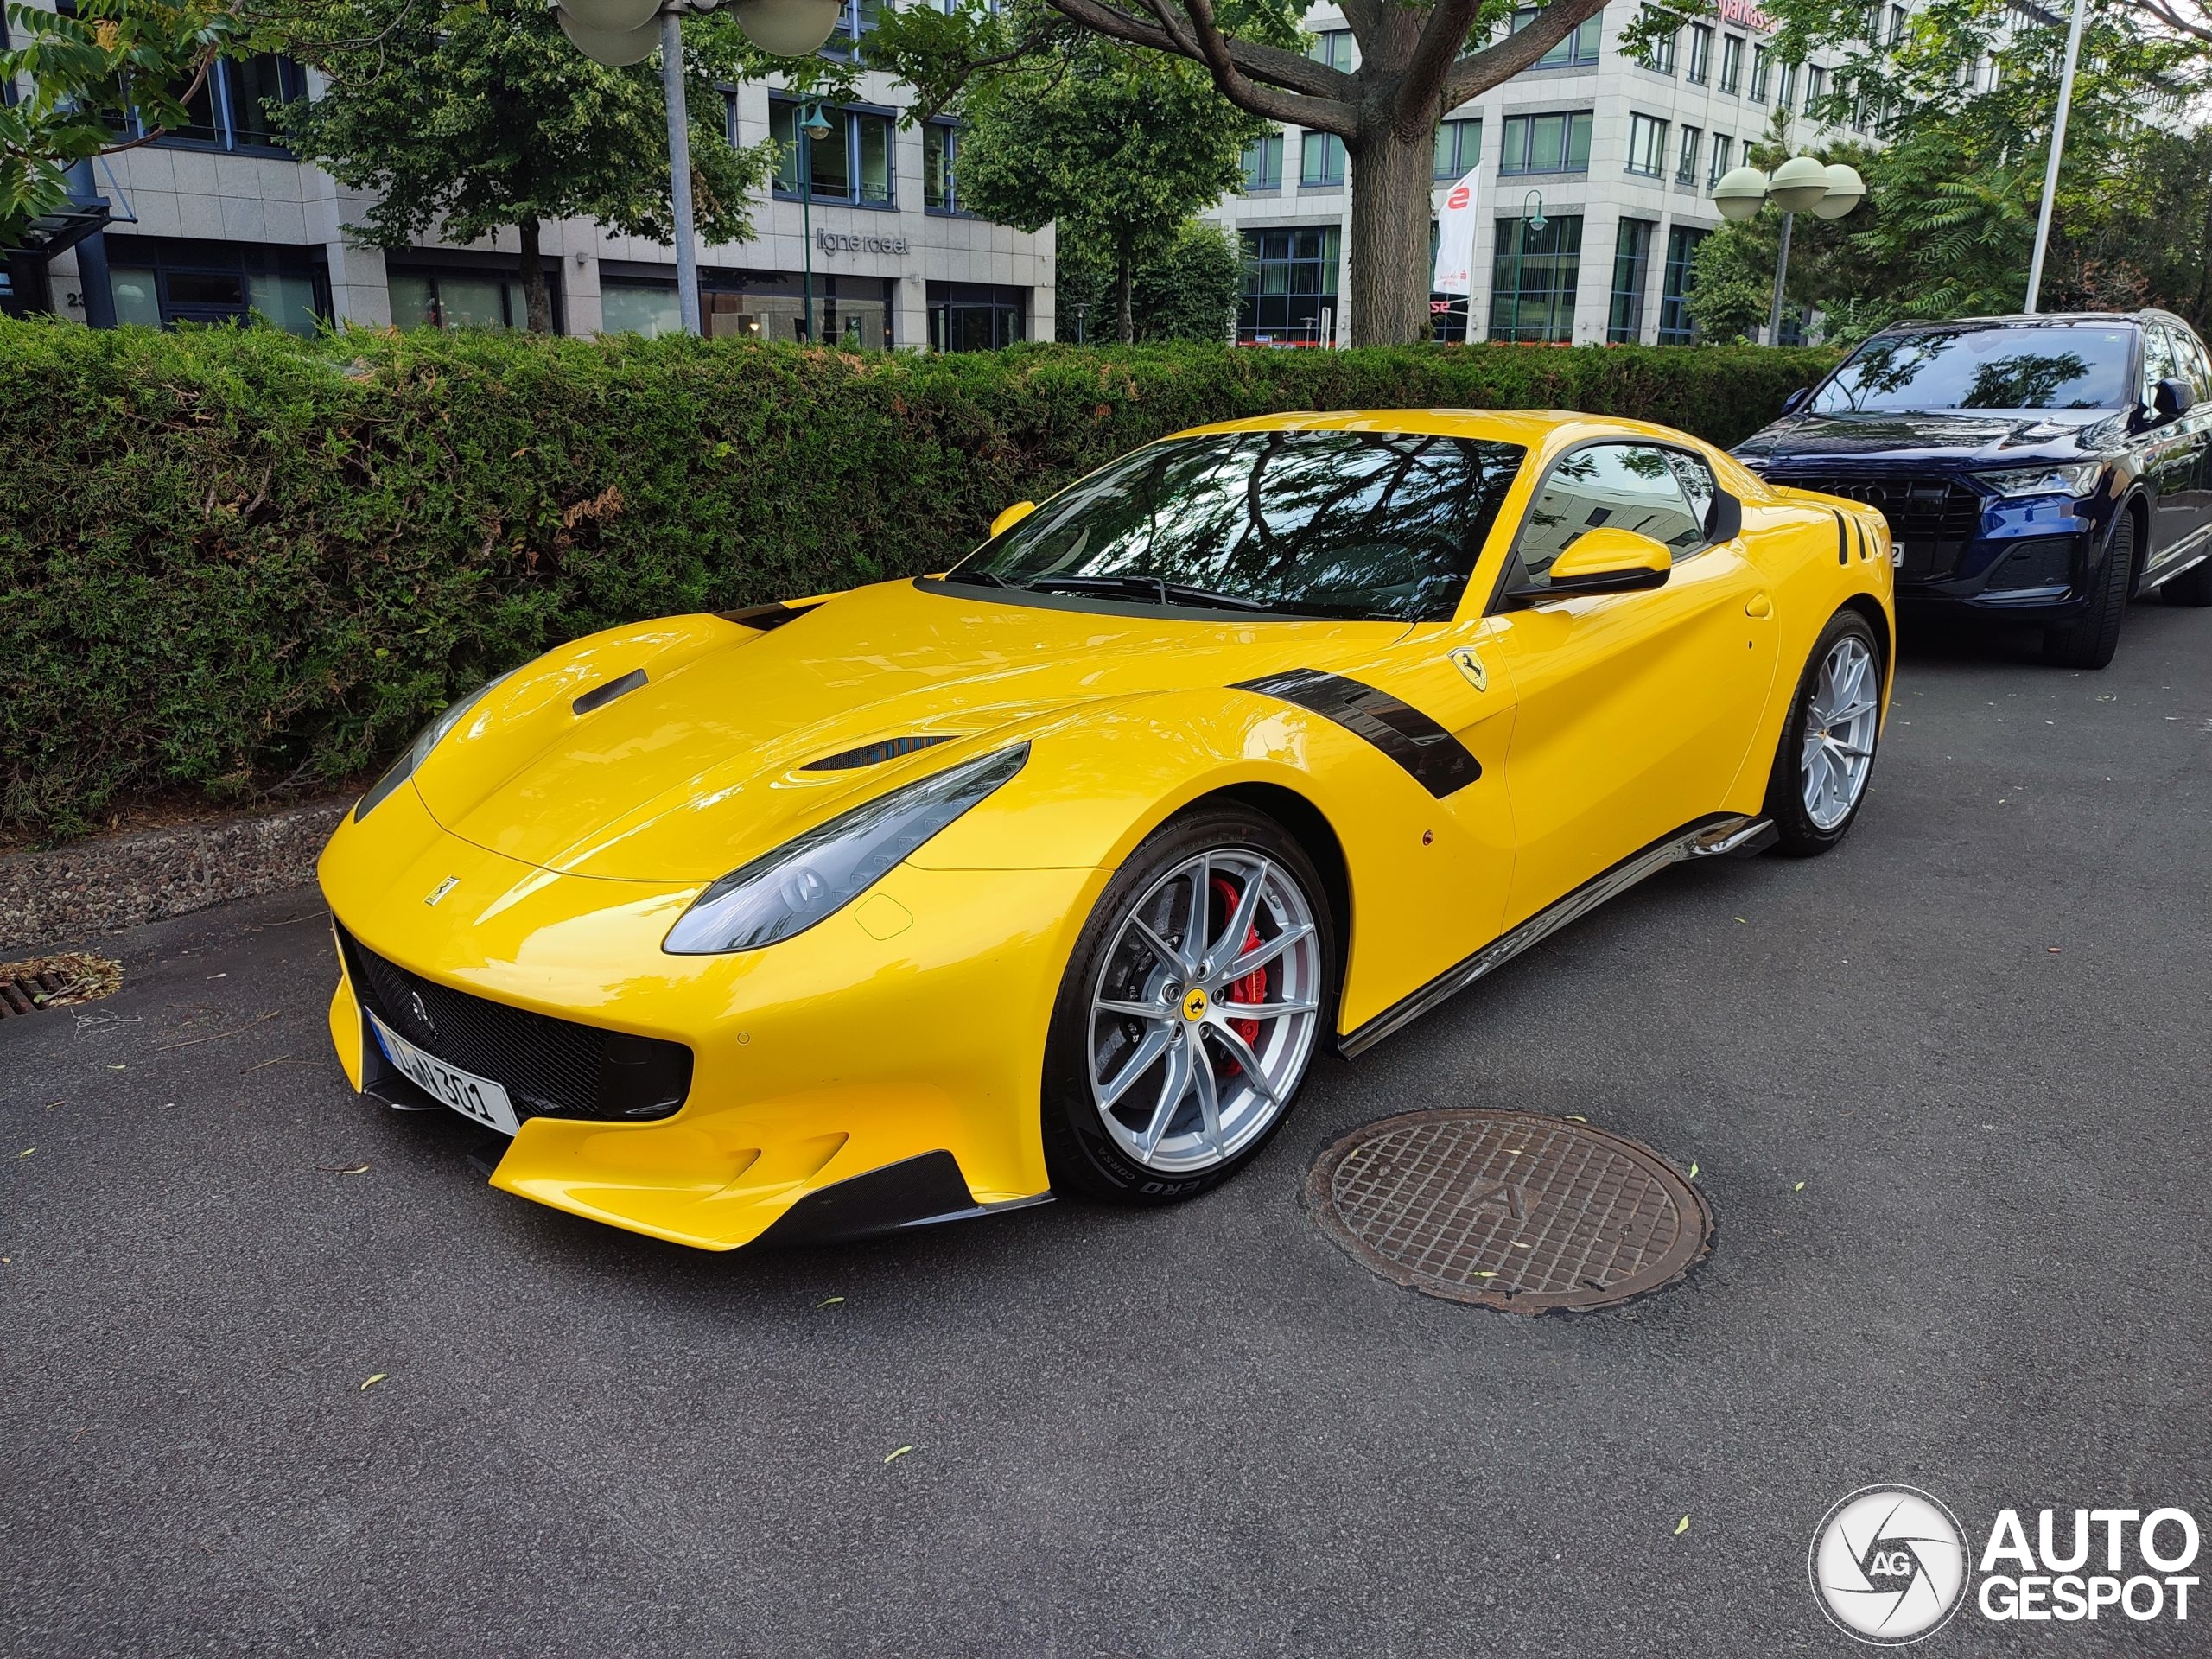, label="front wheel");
[1763,611,1885,857]
[2044,513,2136,667]
[1041,807,1334,1205]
